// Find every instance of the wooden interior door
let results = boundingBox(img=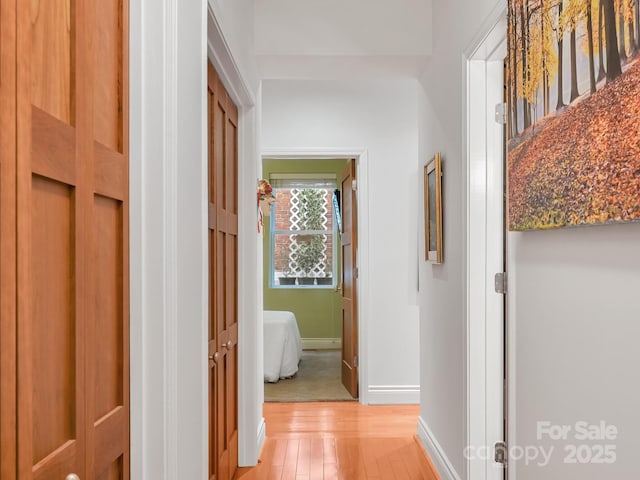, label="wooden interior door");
[0,0,18,477]
[207,61,239,480]
[11,0,130,479]
[341,159,359,398]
